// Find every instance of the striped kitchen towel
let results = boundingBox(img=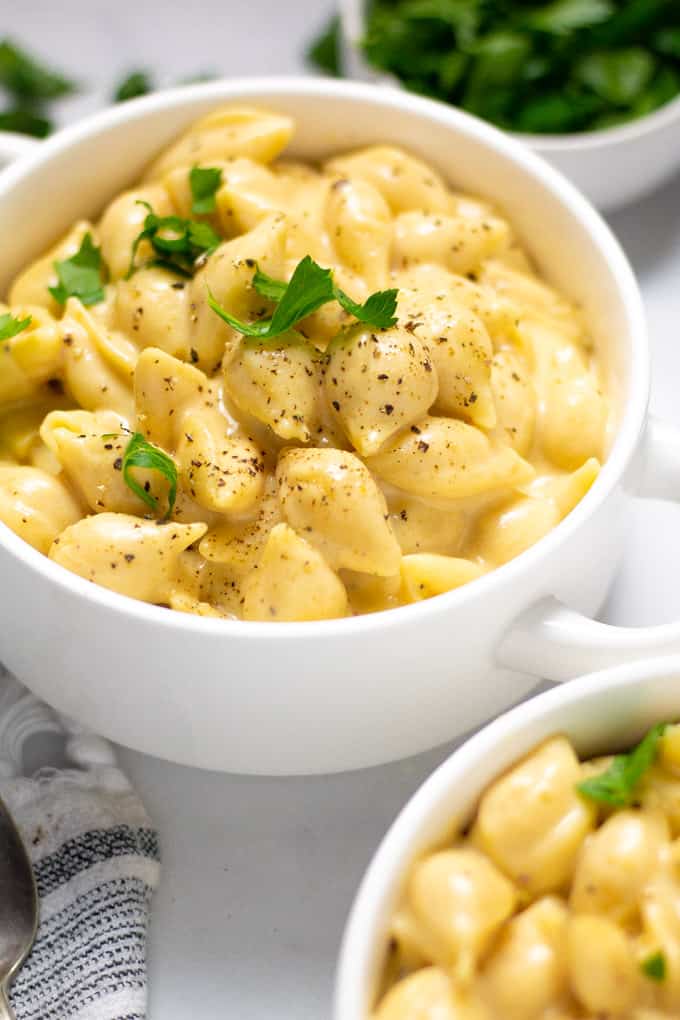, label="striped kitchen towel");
[0,666,160,1020]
